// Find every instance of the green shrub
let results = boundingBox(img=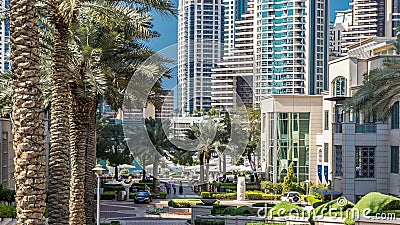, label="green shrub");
[344,192,400,225]
[235,206,257,216]
[211,205,231,215]
[307,195,323,207]
[260,181,283,194]
[246,191,281,200]
[312,197,354,218]
[268,201,303,217]
[0,204,16,218]
[168,199,203,208]
[310,184,329,201]
[212,191,280,200]
[0,188,16,205]
[158,192,167,199]
[212,192,237,200]
[99,191,116,200]
[222,206,237,215]
[201,192,211,198]
[194,219,224,225]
